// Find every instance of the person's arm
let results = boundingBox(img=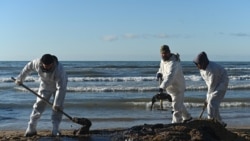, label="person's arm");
[159,61,177,89]
[206,72,216,94]
[156,61,163,81]
[16,59,38,84]
[53,63,68,108]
